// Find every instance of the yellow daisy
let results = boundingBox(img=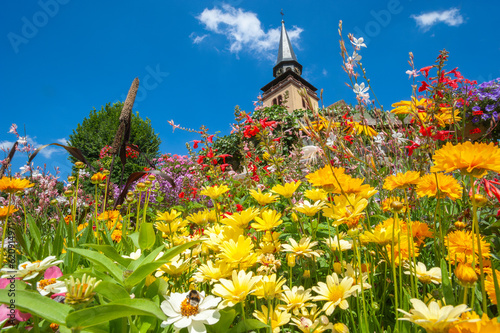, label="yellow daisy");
[282,237,322,260]
[322,194,367,228]
[293,200,326,217]
[212,270,262,308]
[271,180,301,198]
[217,235,258,269]
[280,285,314,315]
[251,209,283,231]
[156,209,182,223]
[221,207,260,229]
[304,188,328,202]
[312,273,359,315]
[249,188,278,206]
[252,273,286,300]
[253,305,291,333]
[398,298,472,333]
[200,184,230,200]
